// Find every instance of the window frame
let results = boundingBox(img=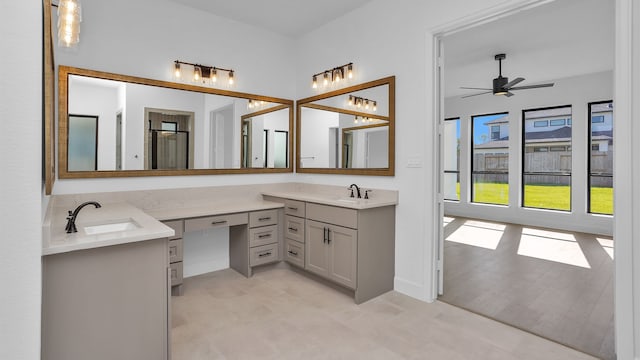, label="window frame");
[444,117,461,201]
[587,100,614,215]
[521,104,573,212]
[471,112,509,206]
